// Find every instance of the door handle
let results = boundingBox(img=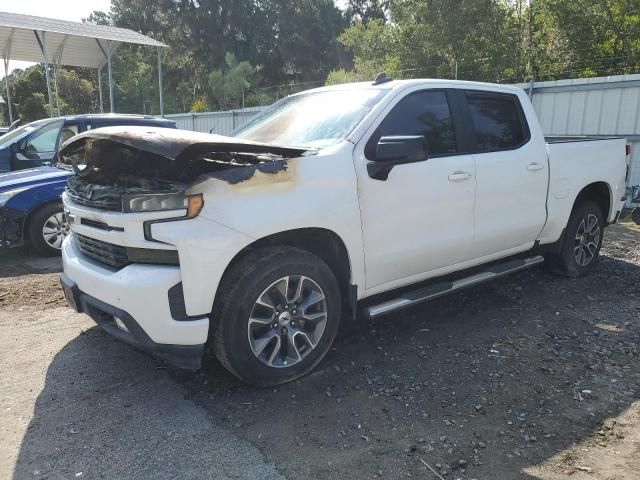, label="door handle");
[448,171,472,182]
[527,162,544,171]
